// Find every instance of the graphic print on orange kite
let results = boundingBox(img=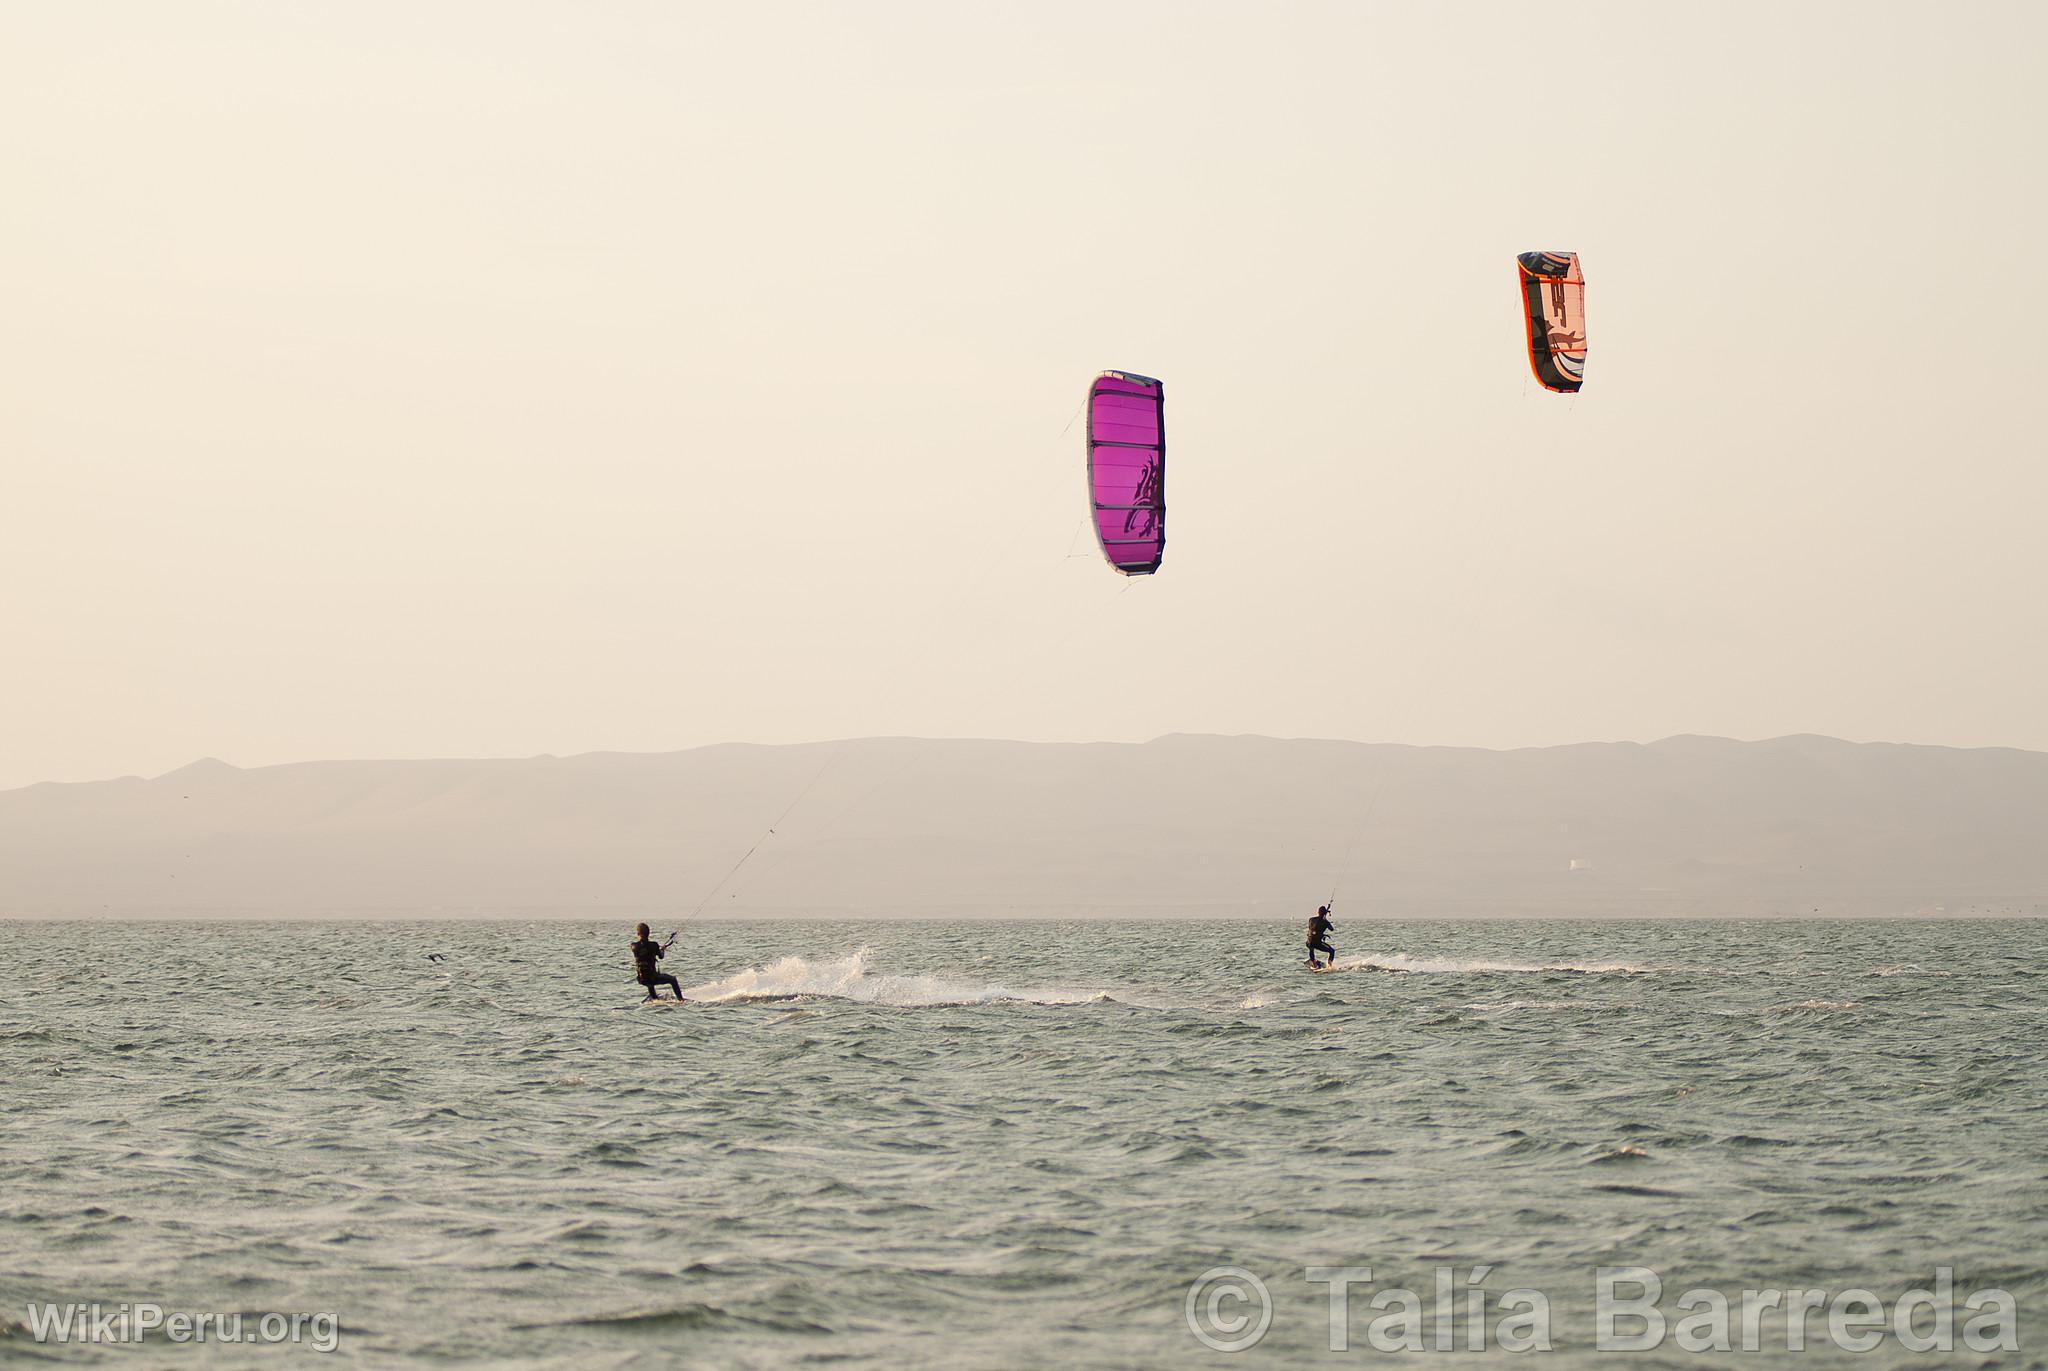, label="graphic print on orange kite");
[1517,252,1586,393]
[1086,371,1165,575]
